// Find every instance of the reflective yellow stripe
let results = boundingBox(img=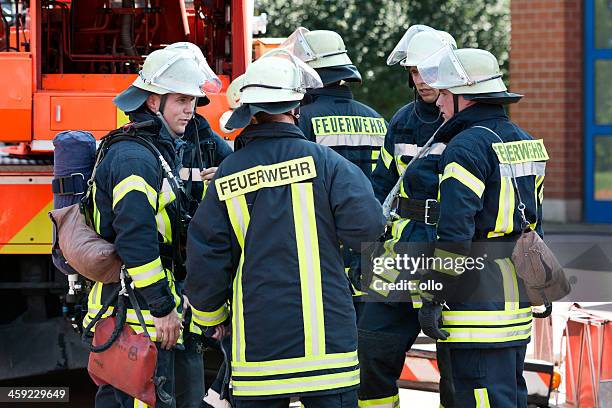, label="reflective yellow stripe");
[537,175,545,204]
[215,156,317,201]
[395,155,408,175]
[371,149,380,172]
[155,208,172,244]
[134,398,148,407]
[474,388,491,408]
[441,162,485,198]
[359,393,400,407]
[439,322,532,343]
[226,195,250,362]
[369,219,410,297]
[92,183,101,233]
[192,304,229,327]
[112,175,157,209]
[291,183,325,357]
[232,351,358,377]
[409,279,422,308]
[127,257,166,287]
[232,368,360,397]
[442,307,532,326]
[380,145,393,169]
[488,176,515,238]
[432,248,466,276]
[496,258,519,311]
